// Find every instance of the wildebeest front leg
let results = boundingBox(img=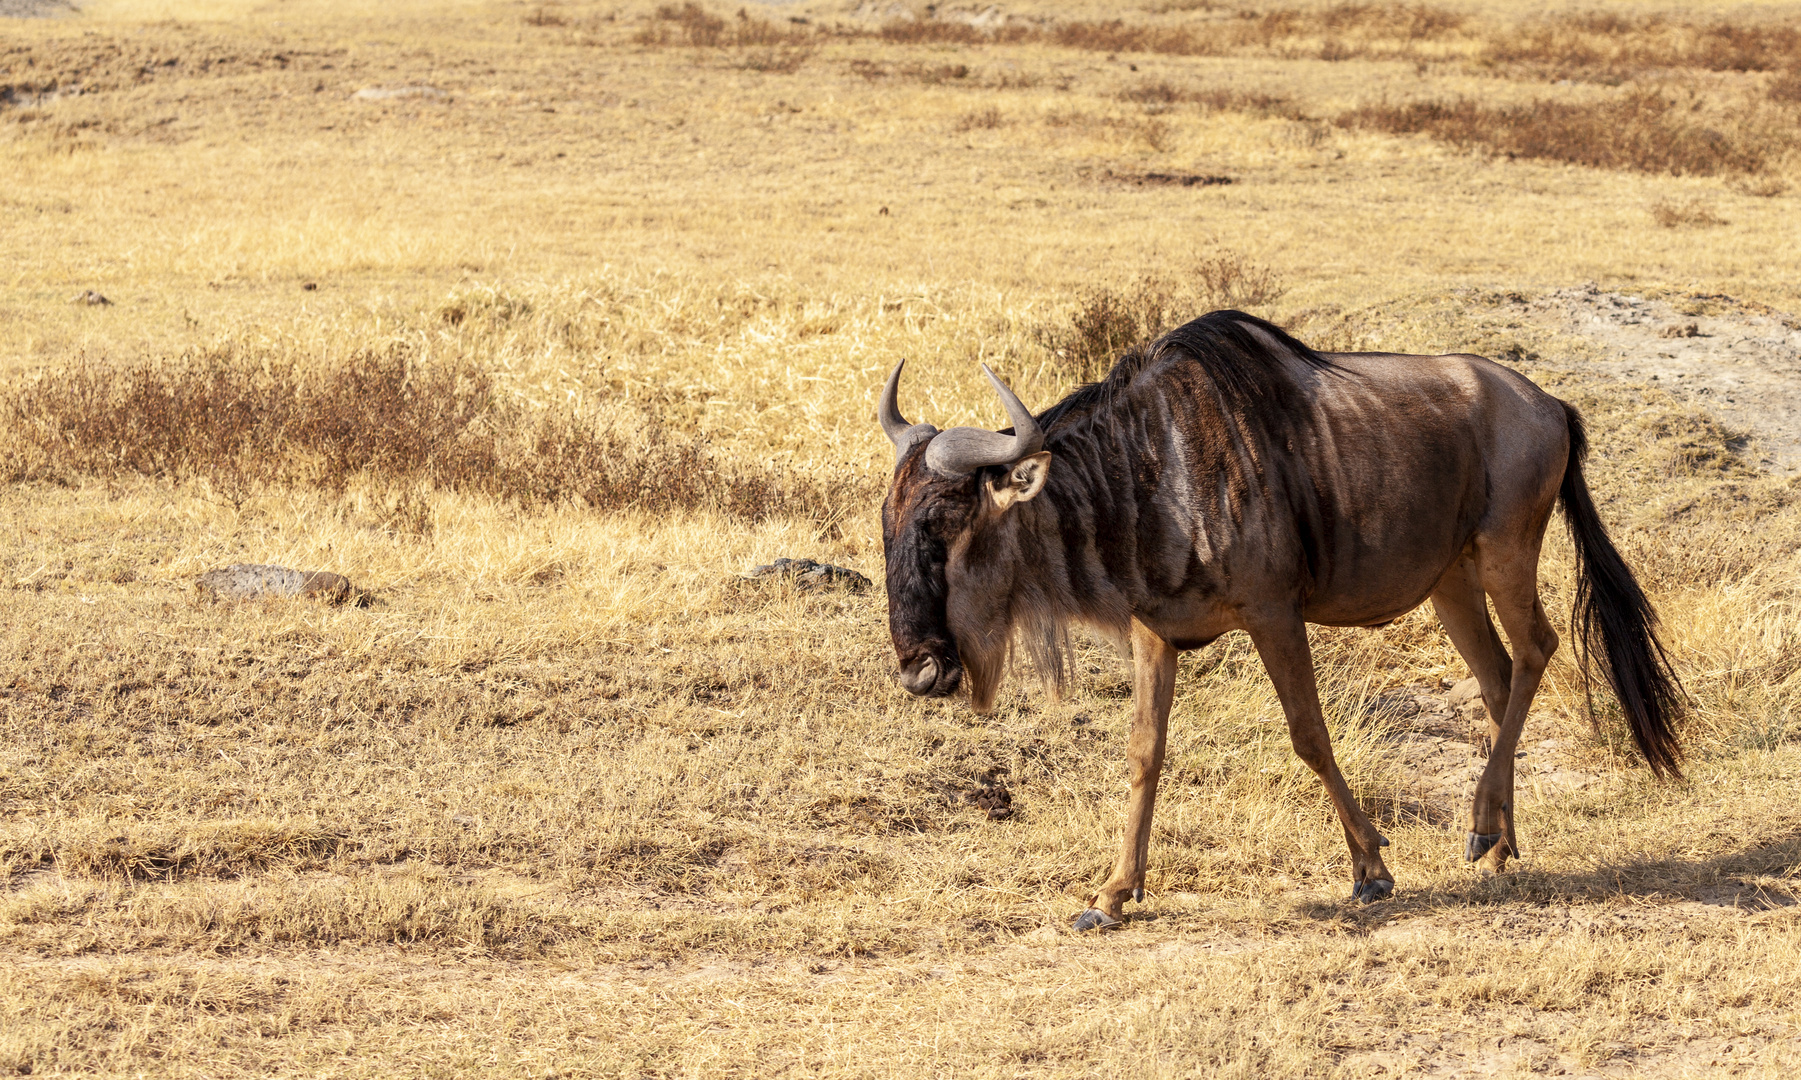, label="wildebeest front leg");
[1074,619,1177,931]
[1250,616,1394,902]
